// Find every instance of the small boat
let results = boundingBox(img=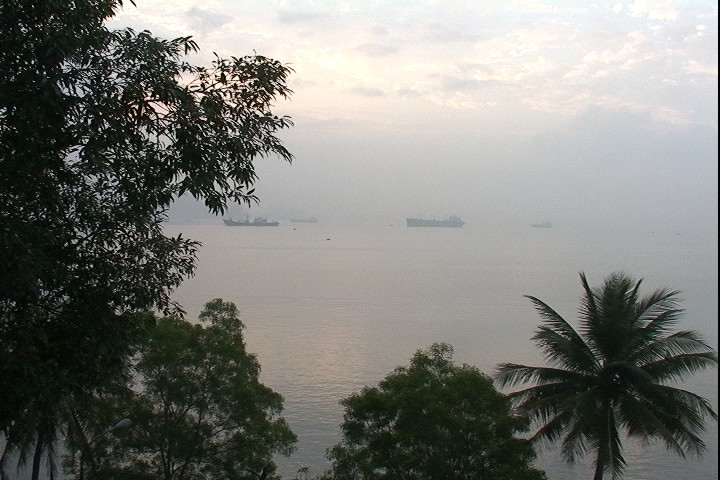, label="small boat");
[223,216,279,227]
